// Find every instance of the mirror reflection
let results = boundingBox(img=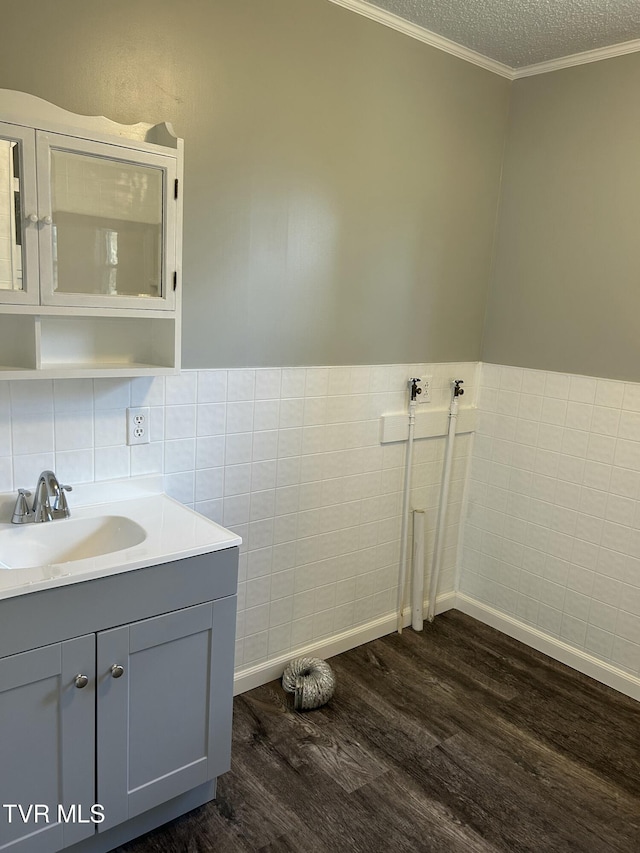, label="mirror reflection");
[51,151,163,299]
[0,139,23,292]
